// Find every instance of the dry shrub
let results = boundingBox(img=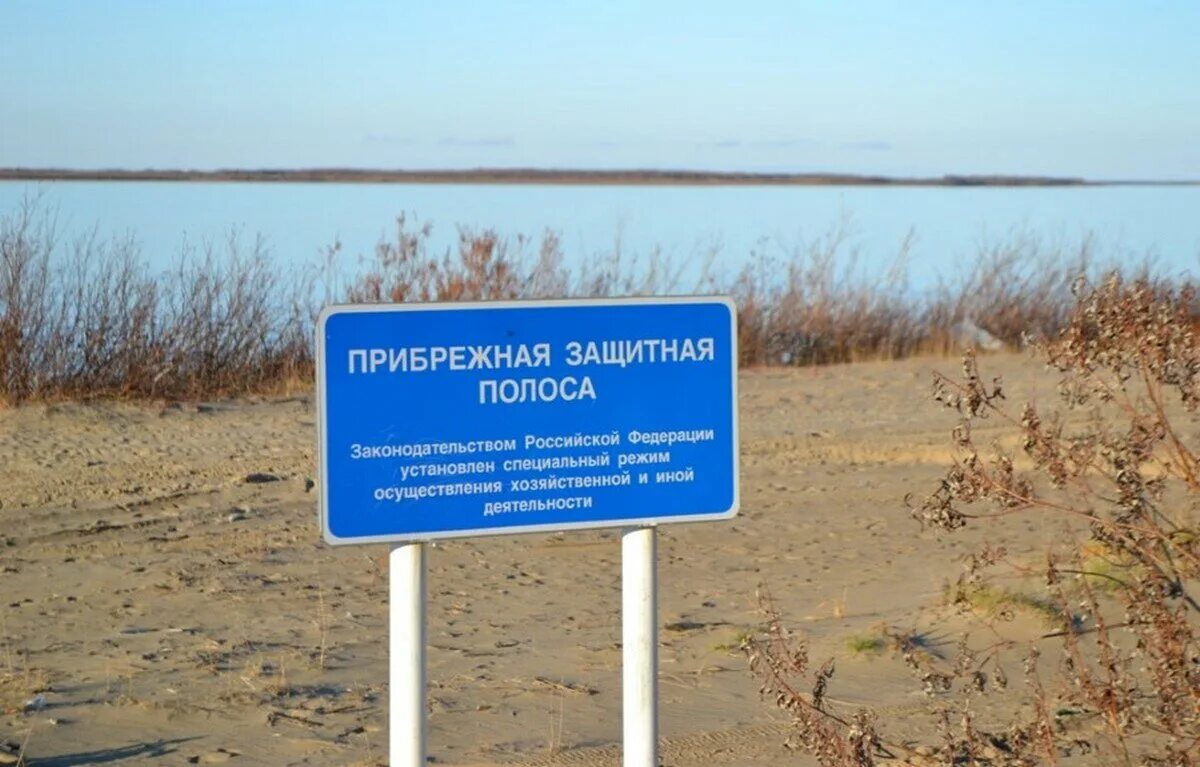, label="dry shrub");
[343,214,694,305]
[0,198,1180,403]
[924,231,1097,352]
[345,216,525,303]
[745,587,890,764]
[731,224,920,366]
[0,196,54,401]
[746,274,1199,765]
[961,234,1089,346]
[0,197,315,401]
